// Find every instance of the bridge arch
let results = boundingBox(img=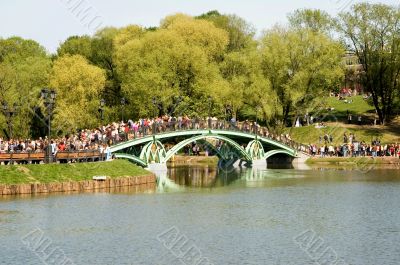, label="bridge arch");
[263,149,296,159]
[113,153,148,167]
[197,139,236,161]
[162,134,252,163]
